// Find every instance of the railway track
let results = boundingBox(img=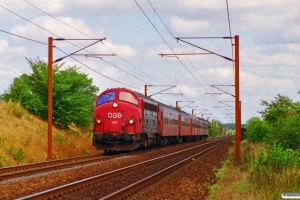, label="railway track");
[0,153,109,182]
[15,136,232,200]
[0,137,217,182]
